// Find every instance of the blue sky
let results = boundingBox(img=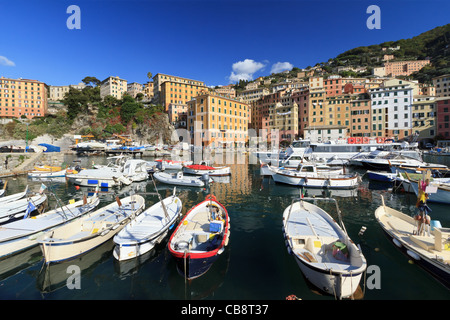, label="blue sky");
[0,0,449,87]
